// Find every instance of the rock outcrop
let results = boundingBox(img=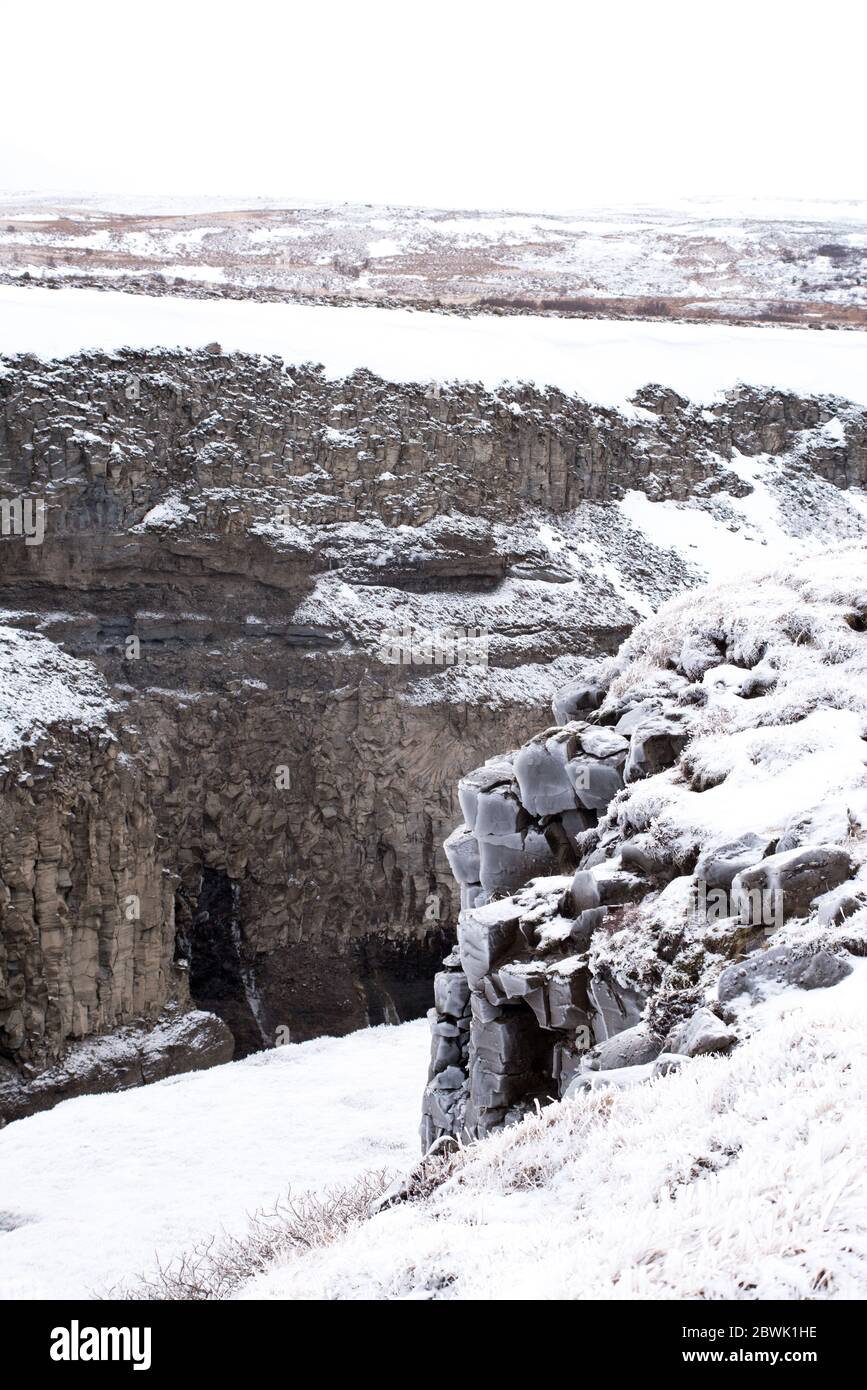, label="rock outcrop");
[422,551,867,1149]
